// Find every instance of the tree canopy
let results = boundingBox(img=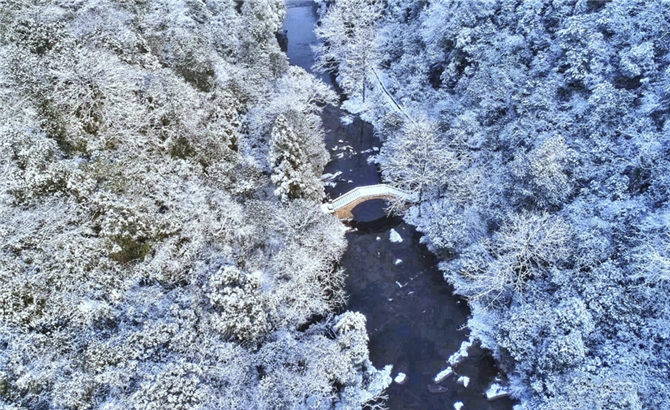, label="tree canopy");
[320,0,670,408]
